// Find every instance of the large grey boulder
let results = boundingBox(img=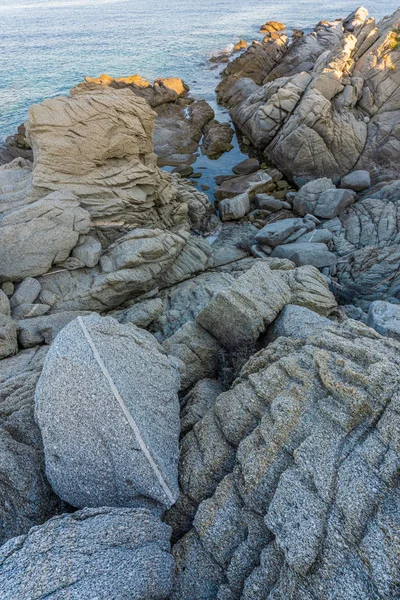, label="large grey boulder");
[9,277,41,309]
[17,310,93,348]
[367,301,400,340]
[0,507,174,600]
[196,261,336,349]
[196,261,291,349]
[35,314,181,509]
[0,191,91,282]
[172,320,400,599]
[325,181,400,305]
[0,315,18,359]
[265,304,332,342]
[293,178,336,216]
[0,346,62,545]
[271,242,338,268]
[314,188,356,219]
[255,216,316,246]
[163,321,221,391]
